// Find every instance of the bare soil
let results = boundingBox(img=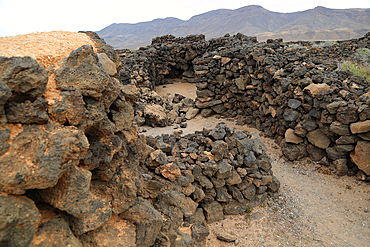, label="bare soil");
[143,81,370,247]
[0,31,96,69]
